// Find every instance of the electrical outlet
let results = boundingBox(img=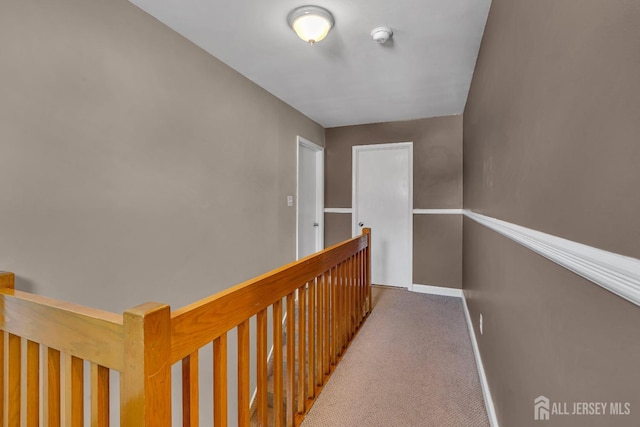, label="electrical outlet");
[287,195,294,207]
[479,313,484,335]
